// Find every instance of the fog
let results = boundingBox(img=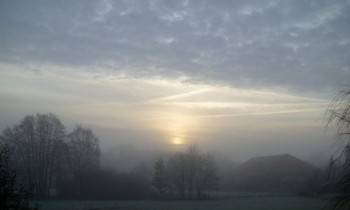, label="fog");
[1,0,345,164]
[0,70,333,166]
[1,0,349,209]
